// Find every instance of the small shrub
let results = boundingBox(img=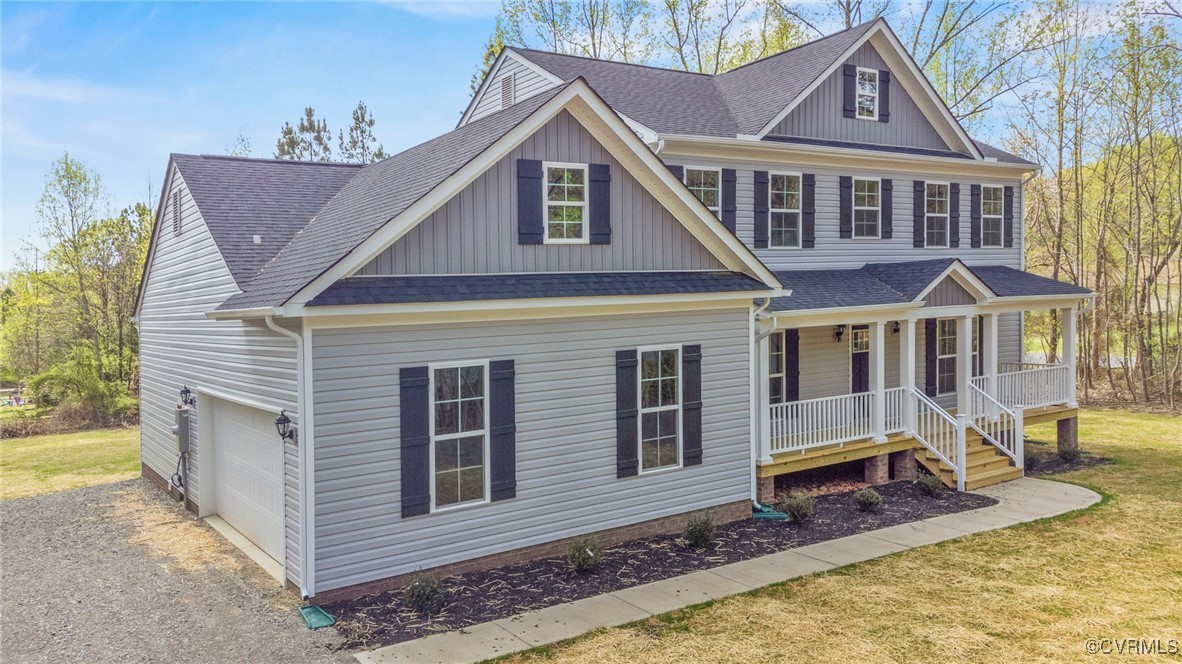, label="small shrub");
[402,572,442,614]
[915,472,946,497]
[1058,445,1081,463]
[776,490,815,523]
[1024,446,1048,471]
[566,536,603,573]
[854,488,884,512]
[683,512,716,548]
